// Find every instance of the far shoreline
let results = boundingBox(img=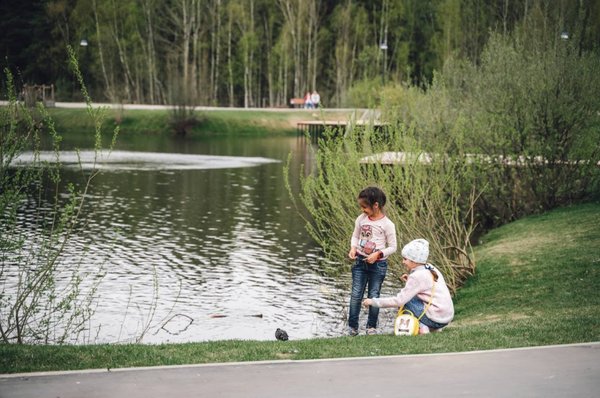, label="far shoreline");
[0,102,360,137]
